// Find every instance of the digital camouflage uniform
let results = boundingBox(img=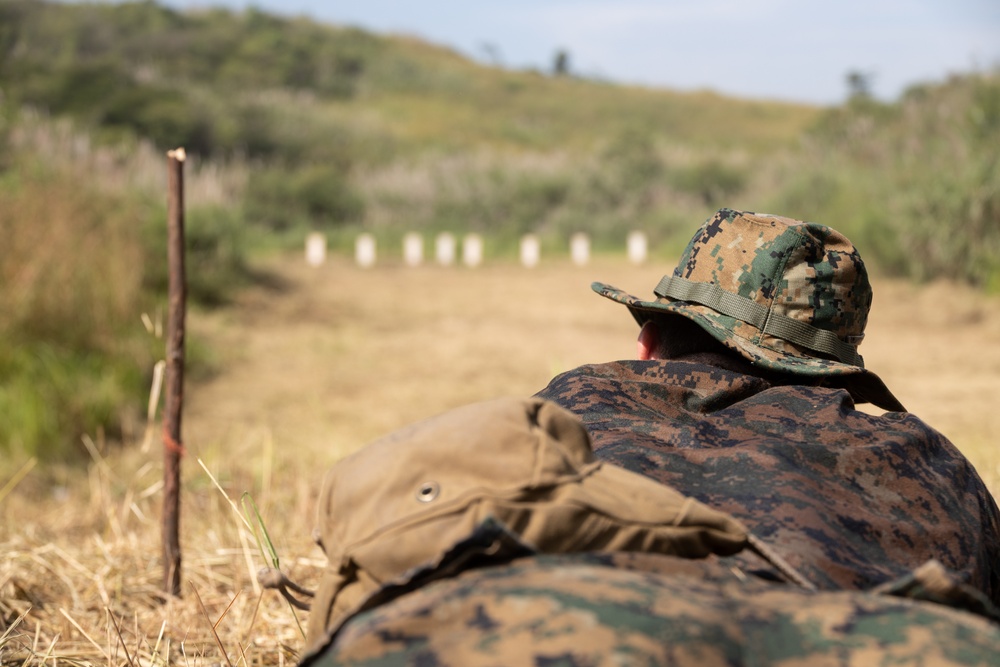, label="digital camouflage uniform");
[534,357,1000,600]
[301,397,1000,667]
[309,552,1000,667]
[535,209,1000,602]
